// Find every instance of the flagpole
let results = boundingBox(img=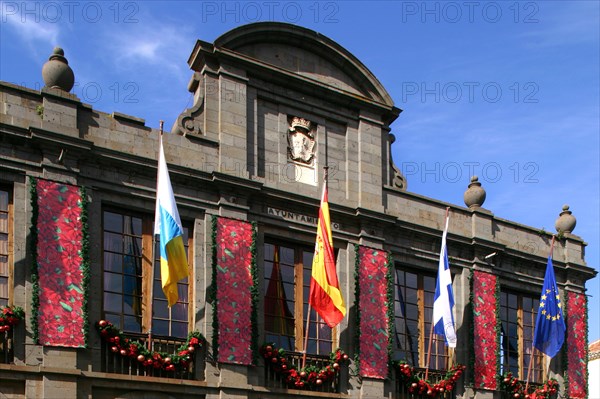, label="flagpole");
[525,235,556,393]
[425,207,450,381]
[148,120,164,350]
